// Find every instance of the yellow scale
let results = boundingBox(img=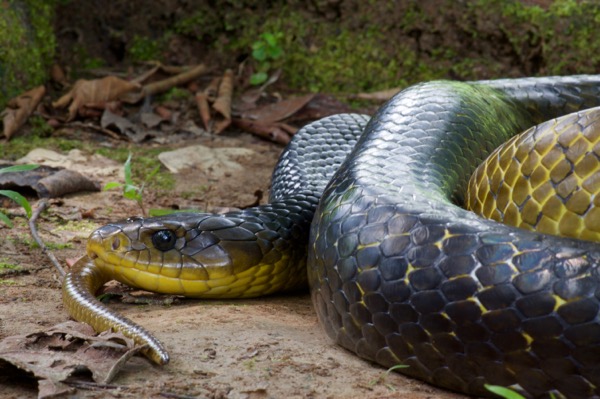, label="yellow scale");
[467,107,600,242]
